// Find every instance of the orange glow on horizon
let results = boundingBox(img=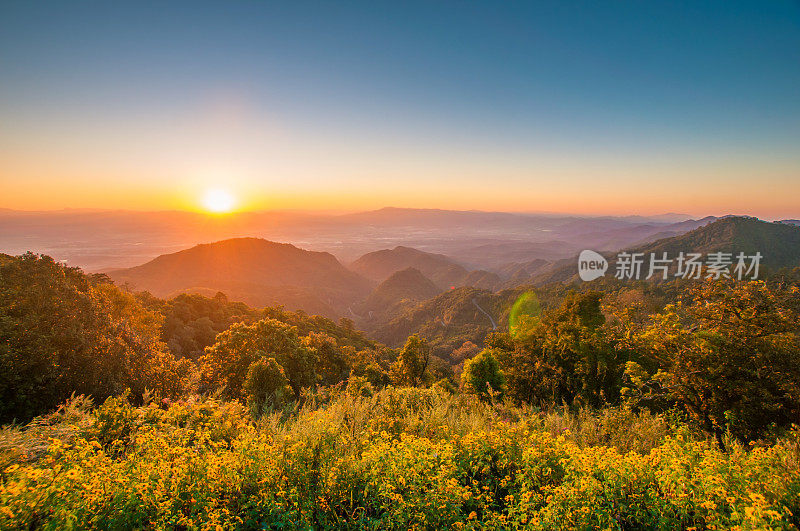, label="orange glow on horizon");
[1,159,799,219]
